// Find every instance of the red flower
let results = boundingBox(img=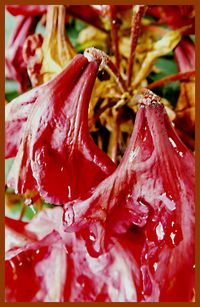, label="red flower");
[6,5,107,32]
[5,90,195,302]
[6,5,47,16]
[63,90,195,301]
[174,38,195,72]
[65,5,106,32]
[174,38,195,149]
[5,82,45,158]
[5,15,39,92]
[6,54,116,204]
[147,5,195,35]
[5,208,142,302]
